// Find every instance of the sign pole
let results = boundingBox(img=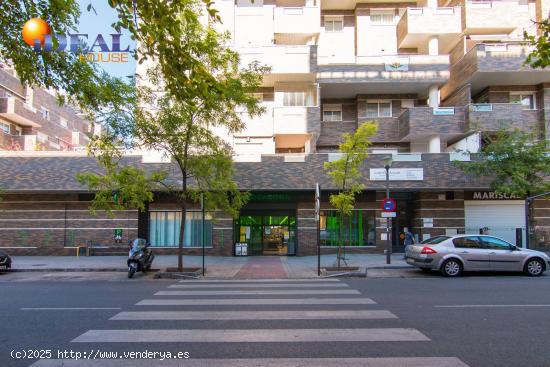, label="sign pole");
[316,183,321,277]
[201,192,205,276]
